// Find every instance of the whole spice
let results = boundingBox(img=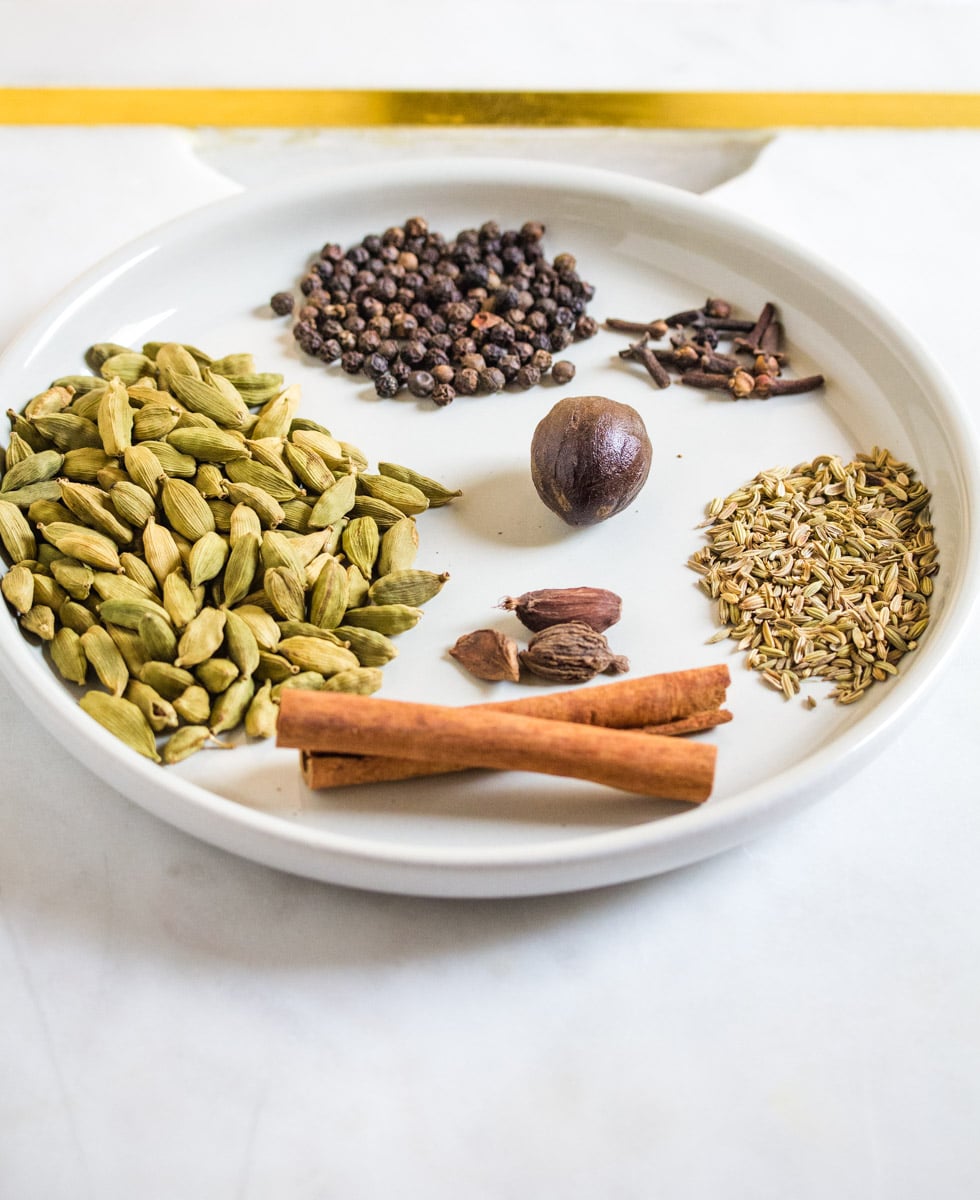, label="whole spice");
[449,629,521,682]
[688,446,937,703]
[277,691,718,804]
[0,340,459,763]
[519,622,629,683]
[530,395,652,526]
[271,217,597,402]
[501,586,622,633]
